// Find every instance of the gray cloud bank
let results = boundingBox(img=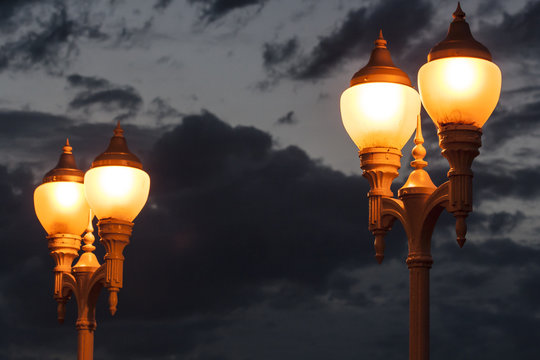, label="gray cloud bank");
[0,110,539,359]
